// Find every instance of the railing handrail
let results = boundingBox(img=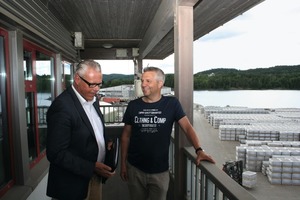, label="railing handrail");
[99,104,127,124]
[183,146,256,200]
